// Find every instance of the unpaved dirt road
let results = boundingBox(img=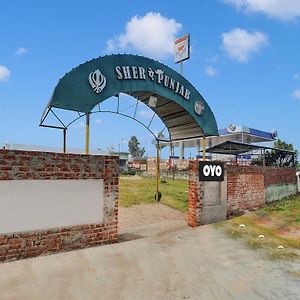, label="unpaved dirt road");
[118,203,187,240]
[0,222,299,300]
